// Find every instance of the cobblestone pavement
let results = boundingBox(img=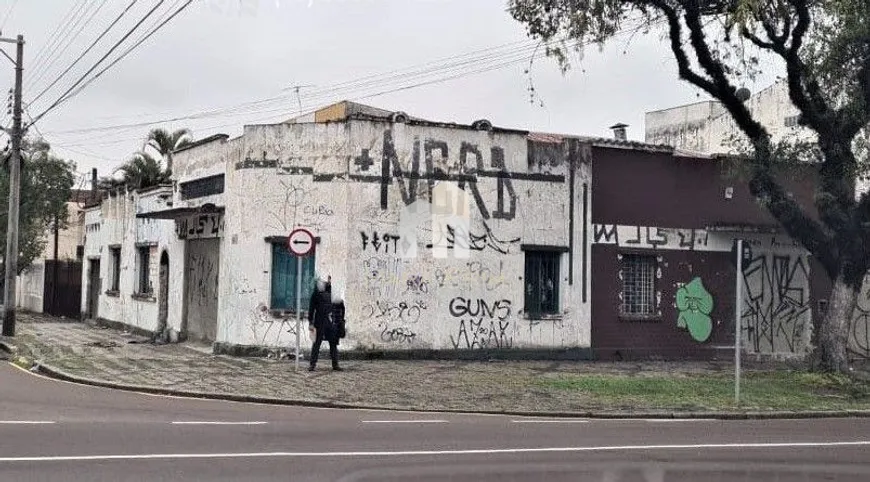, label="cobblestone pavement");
[0,312,809,415]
